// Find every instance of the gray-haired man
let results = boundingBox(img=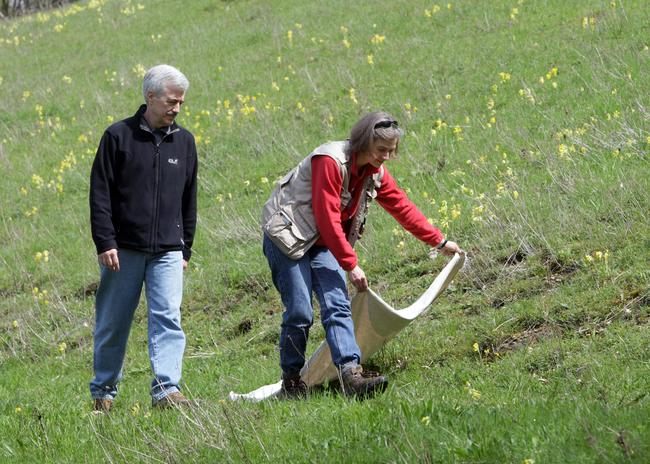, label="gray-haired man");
[89,64,198,411]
